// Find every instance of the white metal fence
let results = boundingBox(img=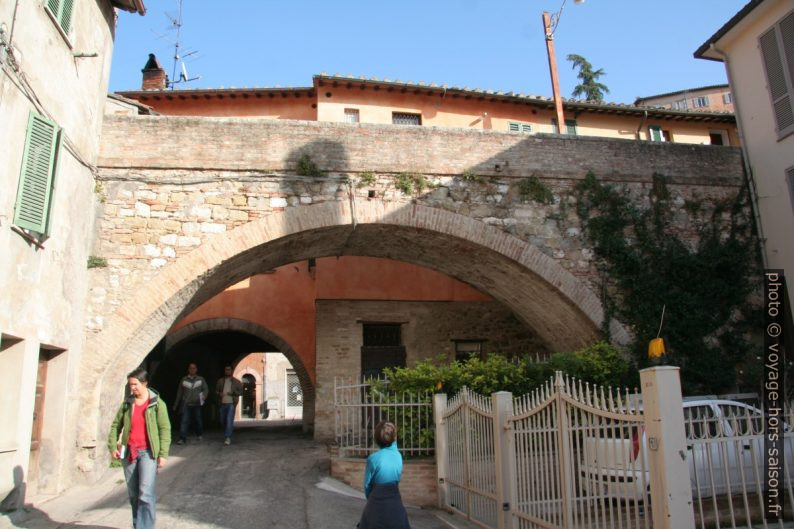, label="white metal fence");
[334,377,434,457]
[684,400,794,528]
